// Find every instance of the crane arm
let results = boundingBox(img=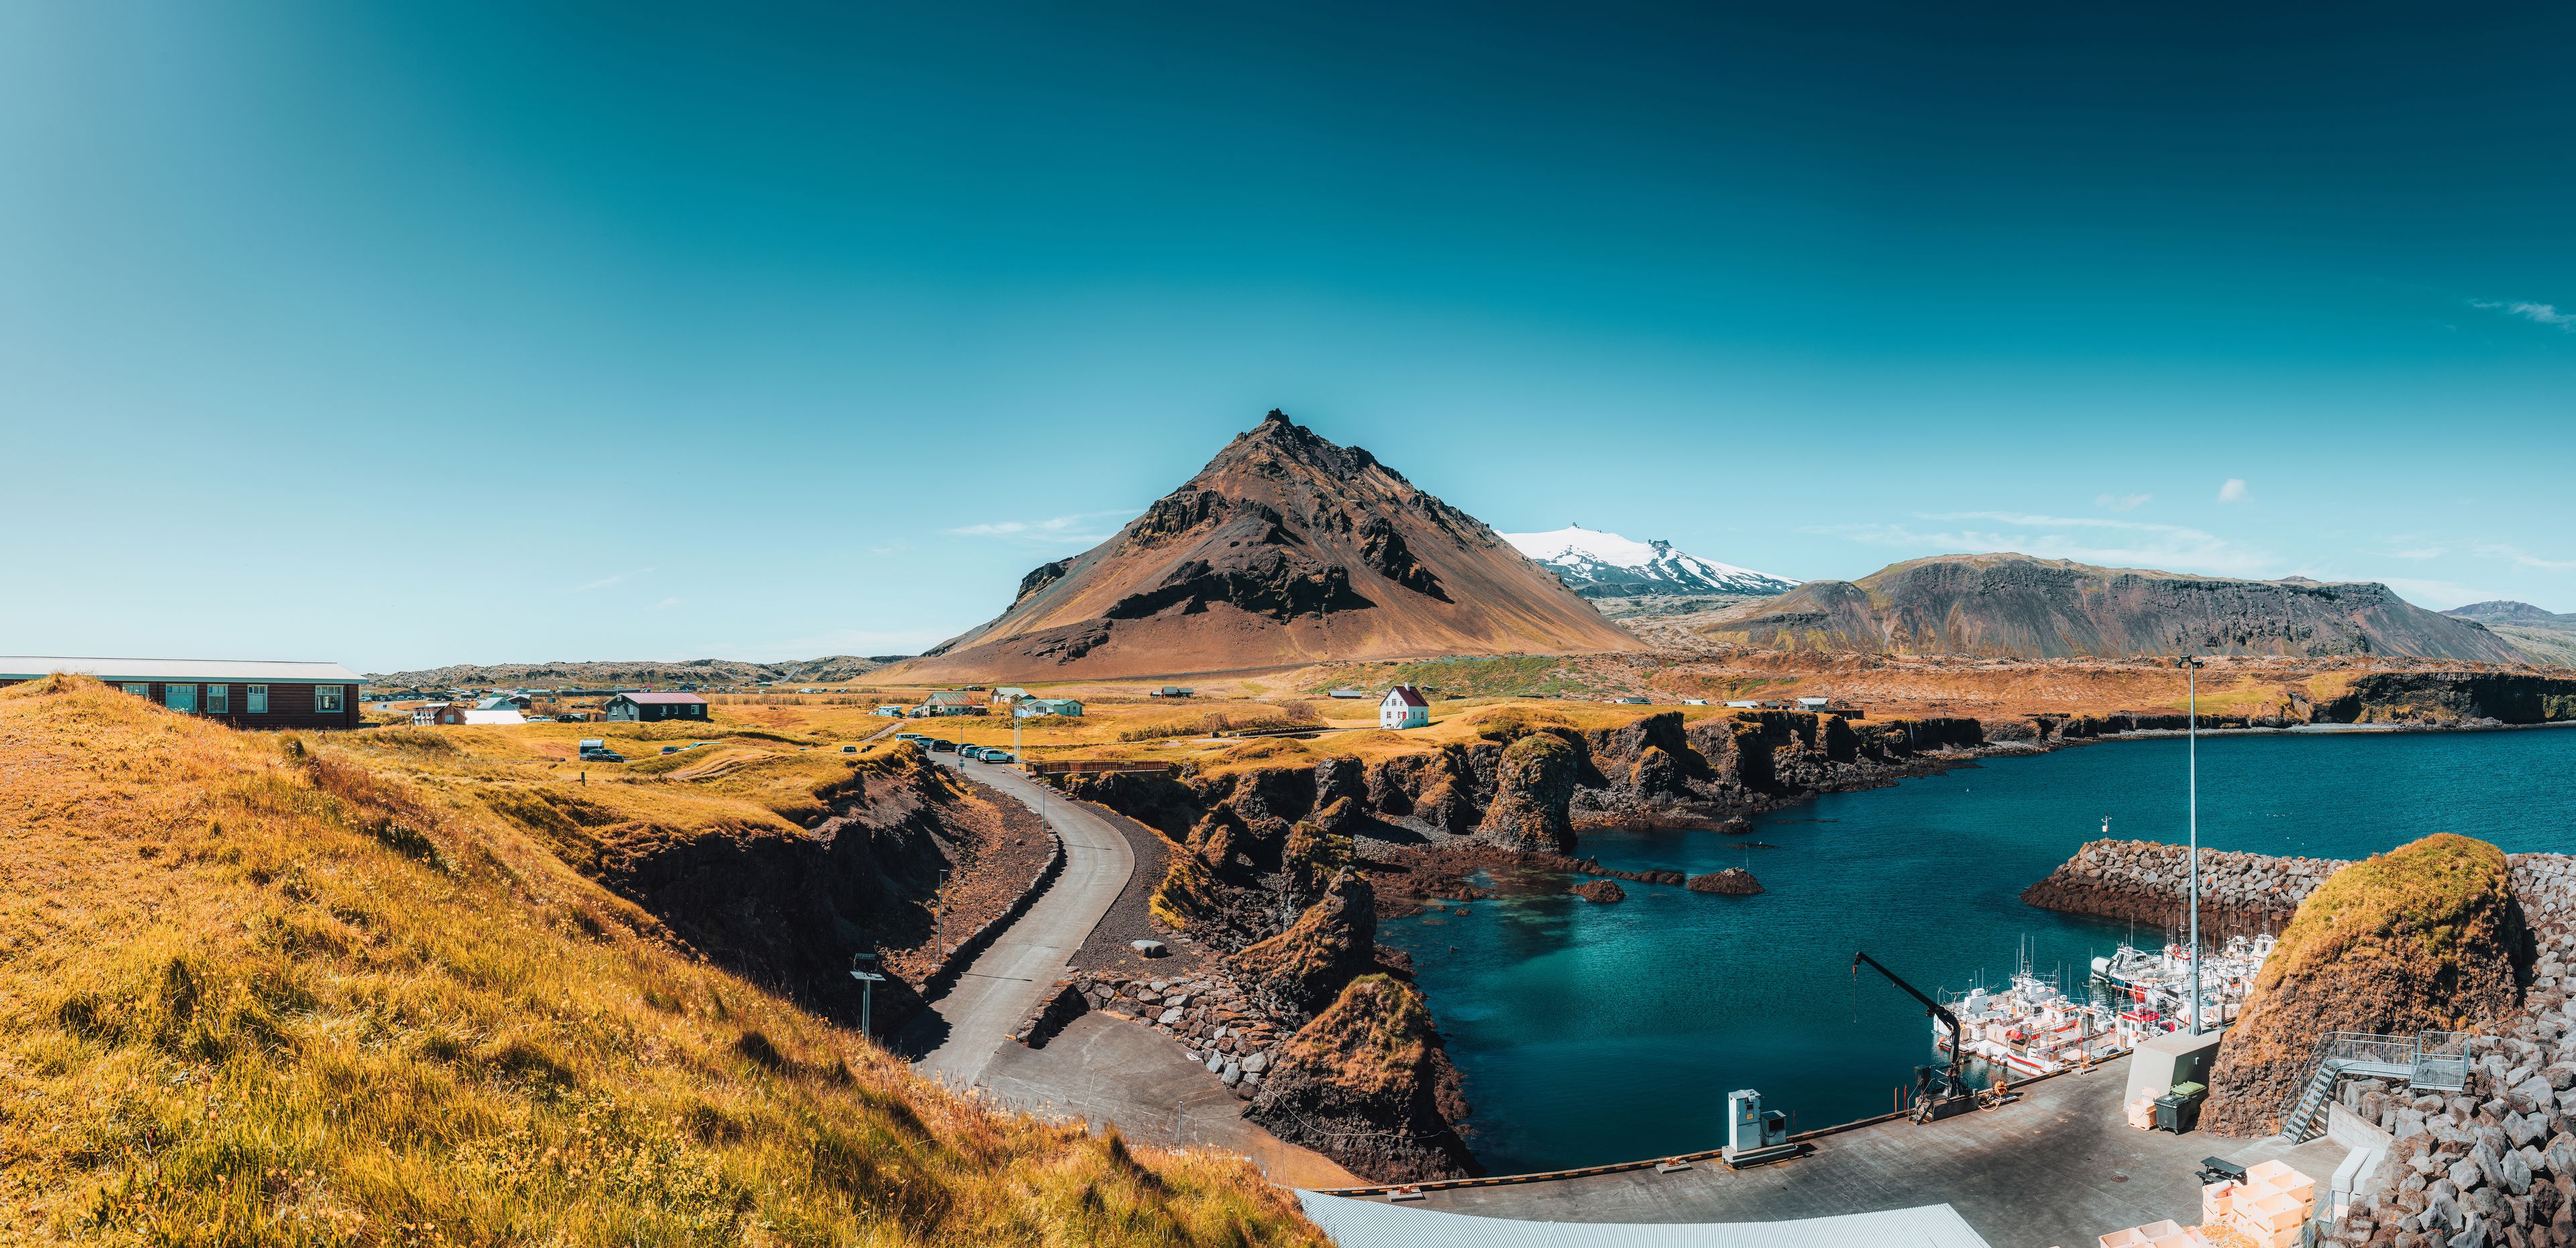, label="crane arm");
[1852,950,1961,1039]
